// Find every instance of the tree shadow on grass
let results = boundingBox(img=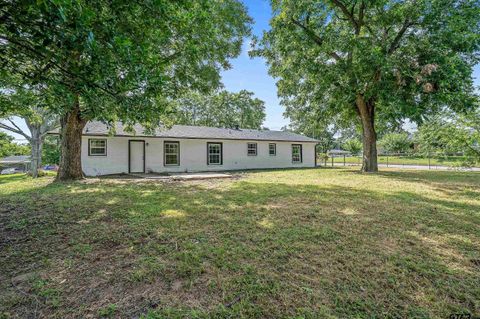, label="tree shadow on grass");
[0,177,479,318]
[0,173,28,184]
[376,169,480,188]
[346,169,480,202]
